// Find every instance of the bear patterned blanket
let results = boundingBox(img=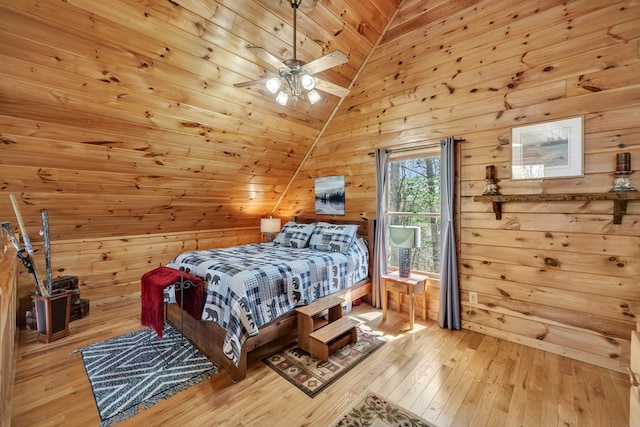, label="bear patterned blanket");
[167,240,368,366]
